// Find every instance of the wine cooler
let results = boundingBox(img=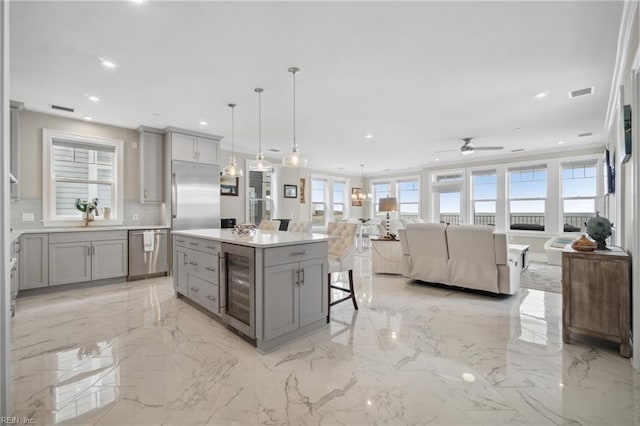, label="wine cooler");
[221,243,255,339]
